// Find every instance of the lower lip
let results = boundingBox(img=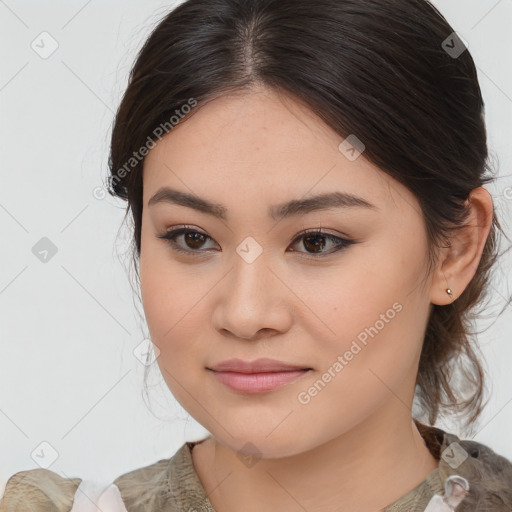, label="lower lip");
[208,369,310,393]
